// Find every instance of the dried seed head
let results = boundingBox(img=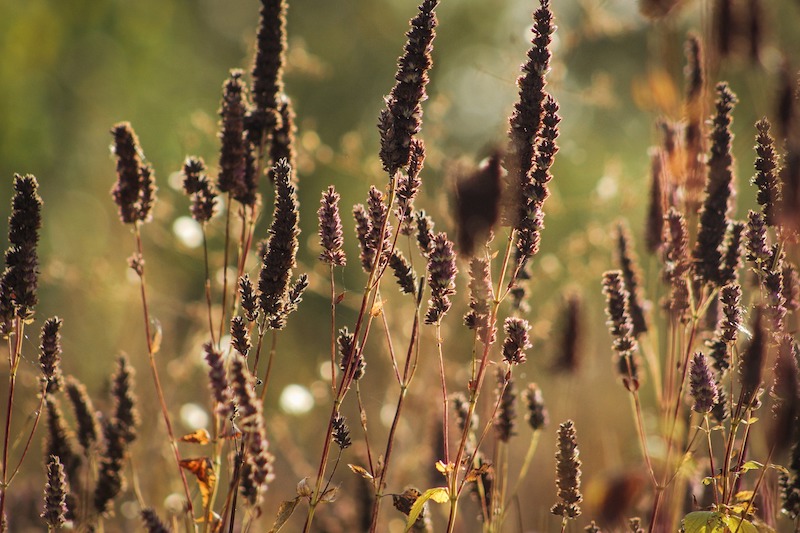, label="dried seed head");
[230,354,260,428]
[502,317,531,365]
[332,413,352,450]
[689,352,719,413]
[392,486,431,531]
[425,232,458,324]
[45,399,81,485]
[137,164,157,223]
[258,159,300,325]
[218,70,249,200]
[415,210,435,256]
[182,156,217,223]
[204,343,232,419]
[551,419,582,519]
[693,82,738,287]
[353,204,374,272]
[719,283,742,345]
[464,258,495,344]
[268,96,296,184]
[230,316,251,357]
[65,377,101,453]
[111,355,138,445]
[753,118,781,225]
[94,417,127,515]
[719,221,744,285]
[454,152,503,256]
[338,327,365,381]
[0,174,43,325]
[39,317,64,393]
[524,383,548,431]
[141,508,171,533]
[41,455,68,529]
[616,222,648,336]
[504,0,555,227]
[645,148,666,254]
[318,186,346,266]
[239,274,258,322]
[389,250,417,295]
[513,95,560,267]
[602,271,639,390]
[494,370,517,442]
[378,0,439,176]
[367,186,392,269]
[746,210,771,271]
[397,139,426,234]
[245,428,275,500]
[110,123,144,224]
[248,0,286,143]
